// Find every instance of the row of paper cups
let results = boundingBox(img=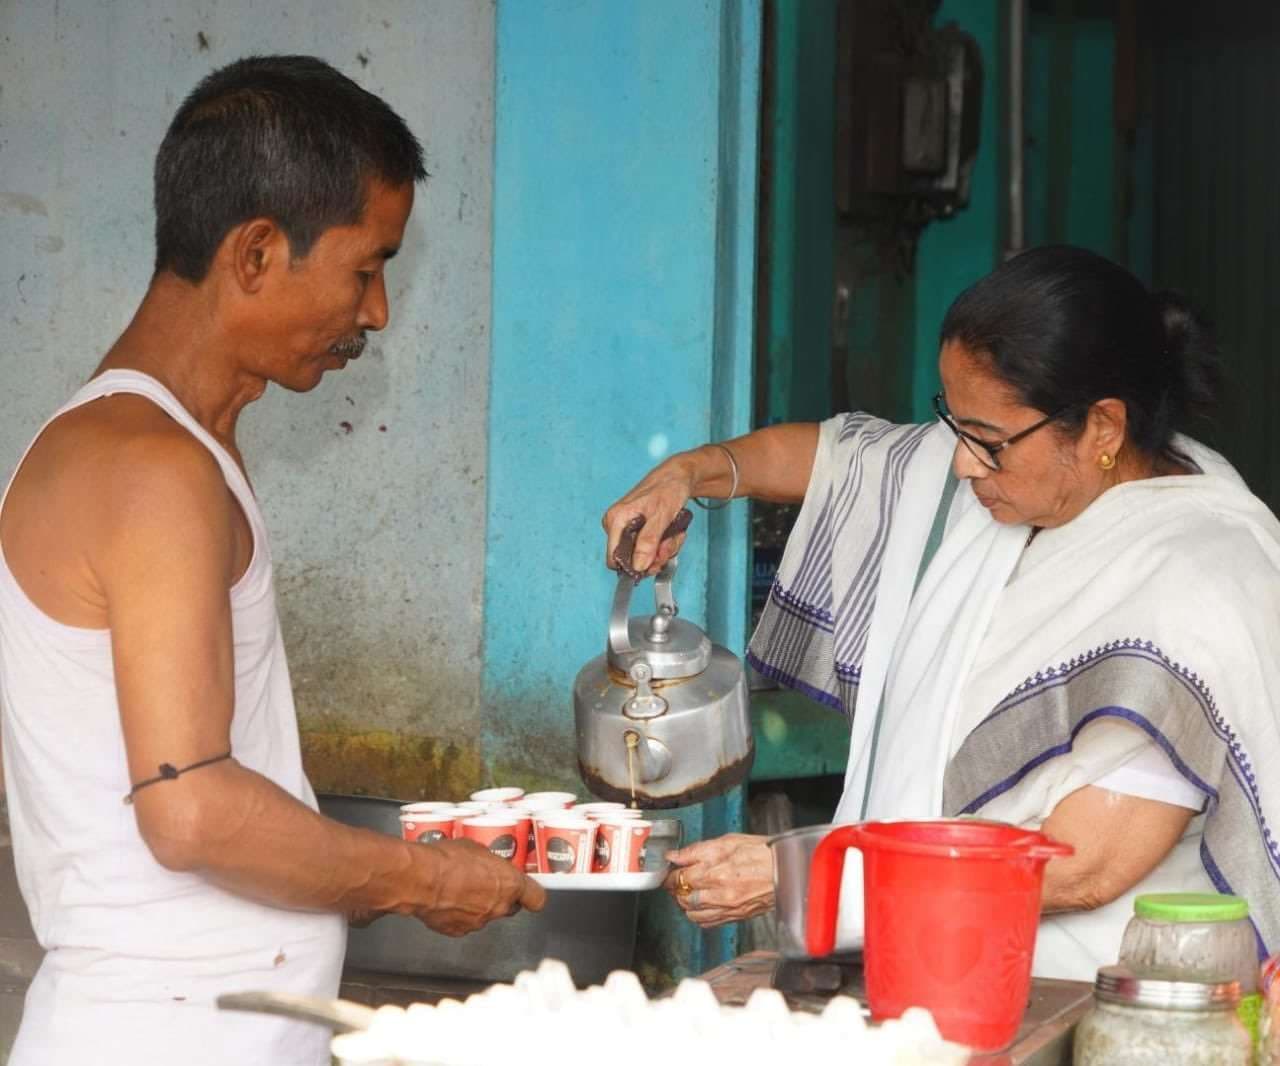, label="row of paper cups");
[399,787,651,875]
